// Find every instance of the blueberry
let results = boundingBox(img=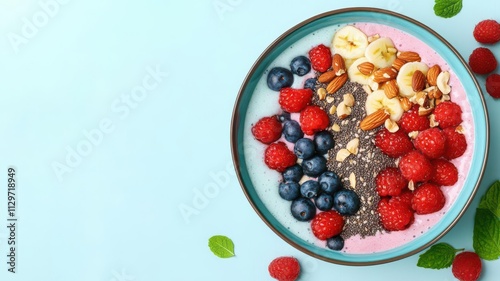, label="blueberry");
[290,56,311,76]
[304,78,317,90]
[278,182,301,201]
[300,180,320,198]
[282,164,303,183]
[333,188,361,216]
[314,193,334,211]
[294,138,315,159]
[326,236,344,251]
[277,111,291,122]
[314,131,335,155]
[302,155,327,177]
[318,171,341,195]
[267,67,294,91]
[283,120,304,143]
[290,197,316,222]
